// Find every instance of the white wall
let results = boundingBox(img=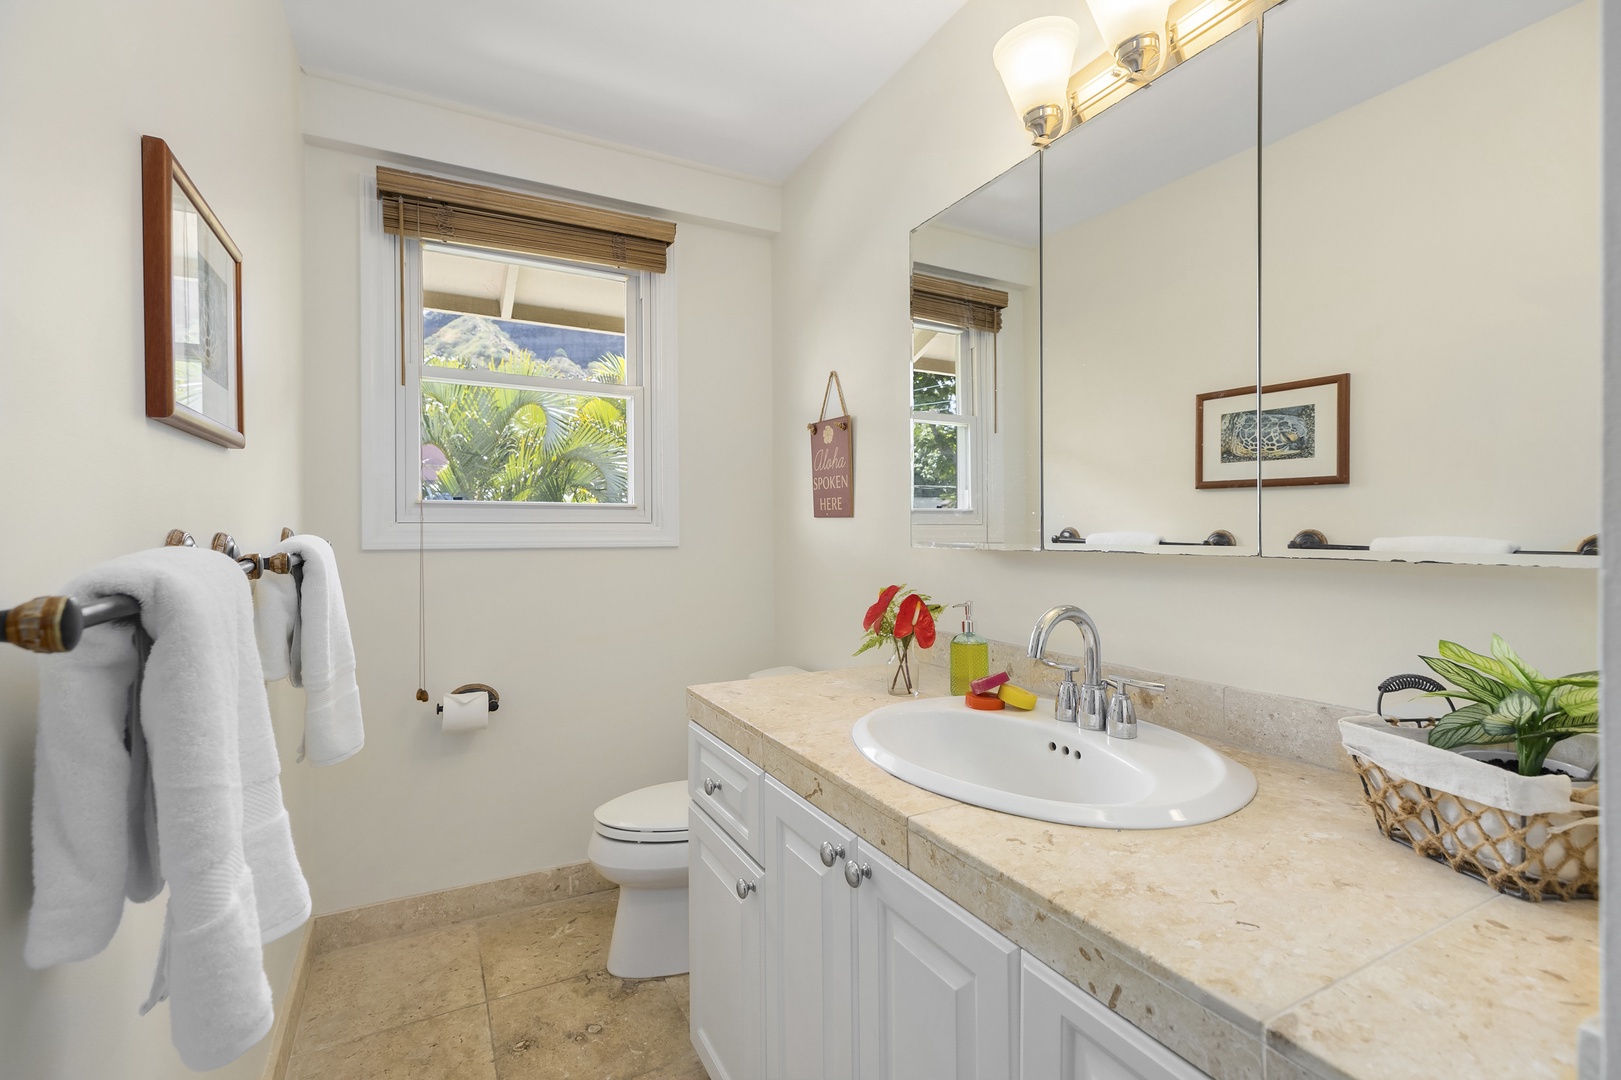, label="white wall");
[0,2,306,1077]
[298,121,778,911]
[772,0,1599,710]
